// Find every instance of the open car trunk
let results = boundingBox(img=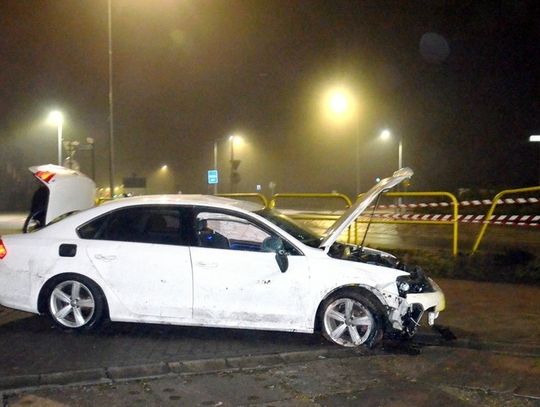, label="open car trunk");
[26,165,96,230]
